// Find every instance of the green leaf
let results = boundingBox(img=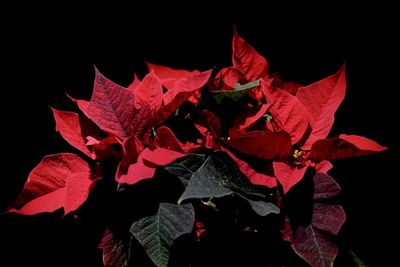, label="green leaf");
[177,154,233,203]
[178,152,278,216]
[212,79,260,104]
[164,154,207,186]
[236,193,280,216]
[130,203,194,267]
[348,250,368,267]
